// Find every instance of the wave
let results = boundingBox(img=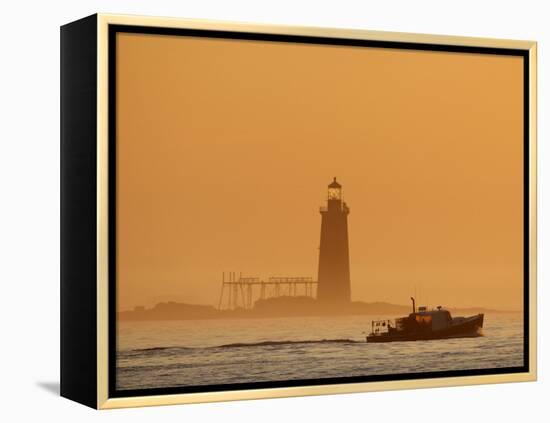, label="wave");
[215,338,361,349]
[129,338,361,353]
[131,346,192,353]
